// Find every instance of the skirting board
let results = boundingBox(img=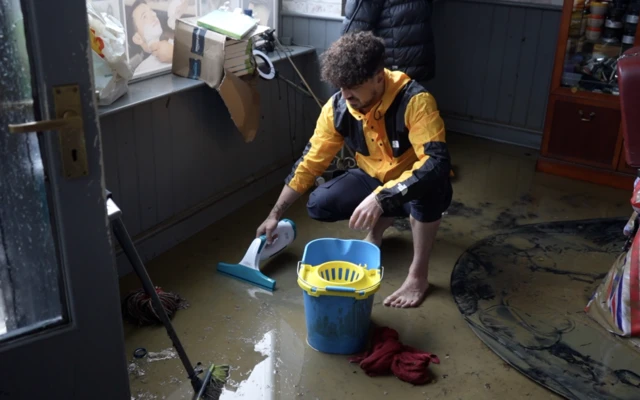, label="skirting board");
[114,164,291,277]
[442,114,543,150]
